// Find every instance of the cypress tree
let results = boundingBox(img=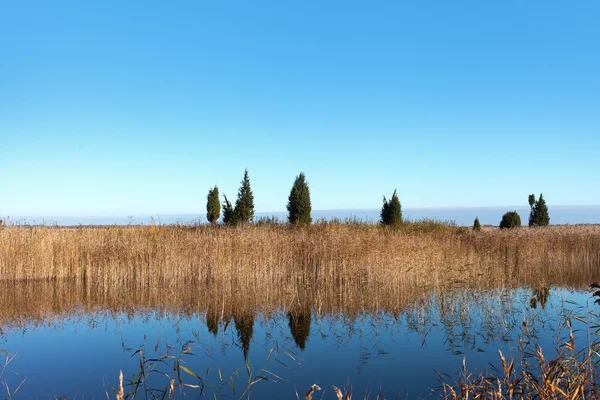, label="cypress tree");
[531,193,550,227]
[528,194,536,227]
[206,186,220,224]
[222,194,236,225]
[499,211,521,229]
[234,169,255,224]
[380,190,402,226]
[473,217,481,231]
[287,172,312,225]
